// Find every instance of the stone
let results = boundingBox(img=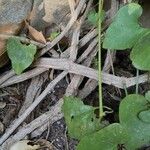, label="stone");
[43,0,69,27]
[30,0,69,30]
[0,0,33,25]
[30,0,46,30]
